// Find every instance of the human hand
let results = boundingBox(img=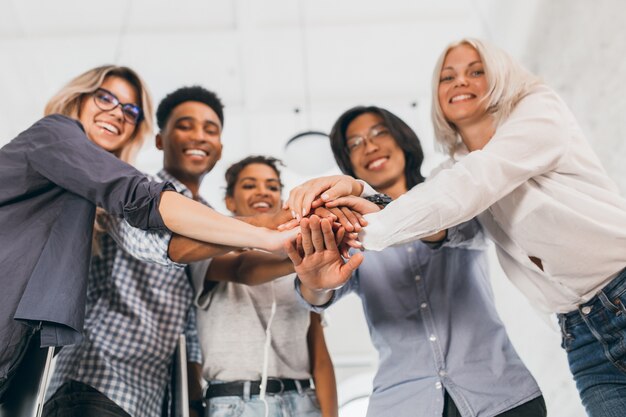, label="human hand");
[285,216,363,305]
[324,195,381,216]
[284,175,363,221]
[312,206,367,233]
